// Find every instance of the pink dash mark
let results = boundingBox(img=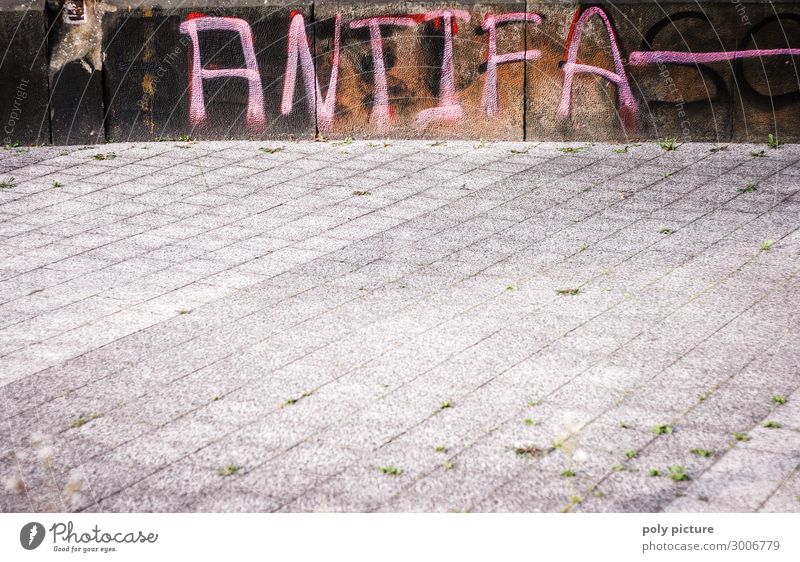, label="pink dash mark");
[629,48,800,65]
[415,10,471,128]
[350,16,419,131]
[282,13,341,131]
[481,13,542,117]
[558,7,636,130]
[179,17,265,128]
